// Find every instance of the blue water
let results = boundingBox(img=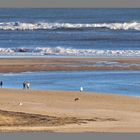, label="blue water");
[0,8,140,56]
[0,9,140,97]
[0,71,140,96]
